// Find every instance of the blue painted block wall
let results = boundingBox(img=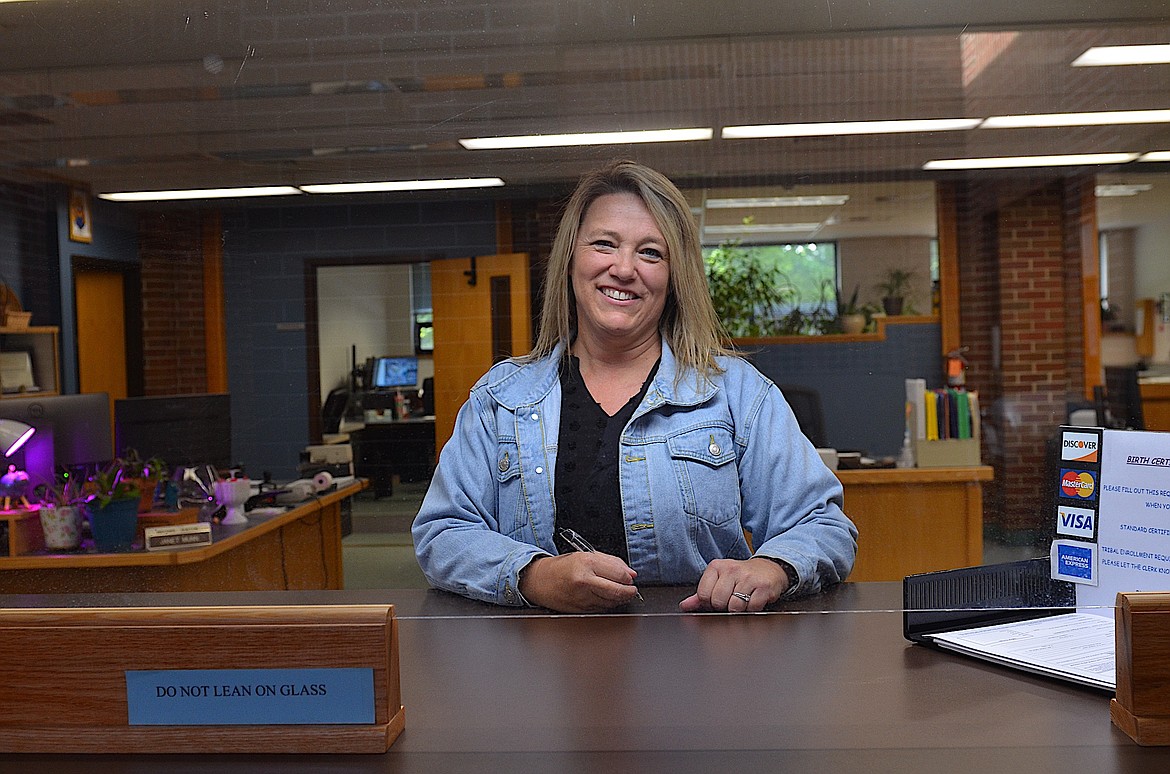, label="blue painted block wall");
[221,199,499,480]
[746,323,943,458]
